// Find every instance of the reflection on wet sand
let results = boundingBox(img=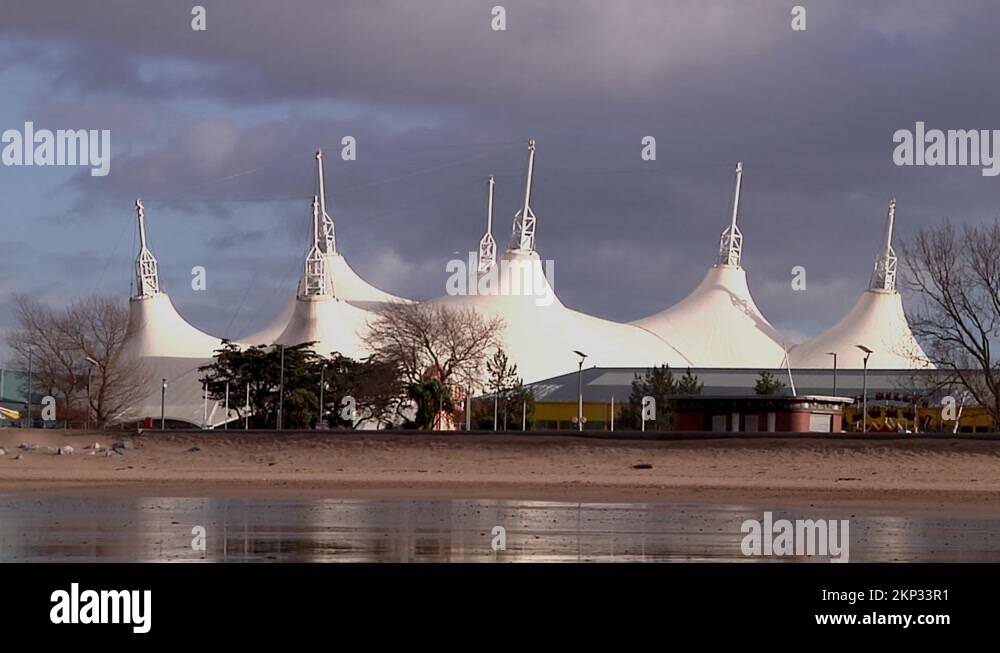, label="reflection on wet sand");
[1,495,998,562]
